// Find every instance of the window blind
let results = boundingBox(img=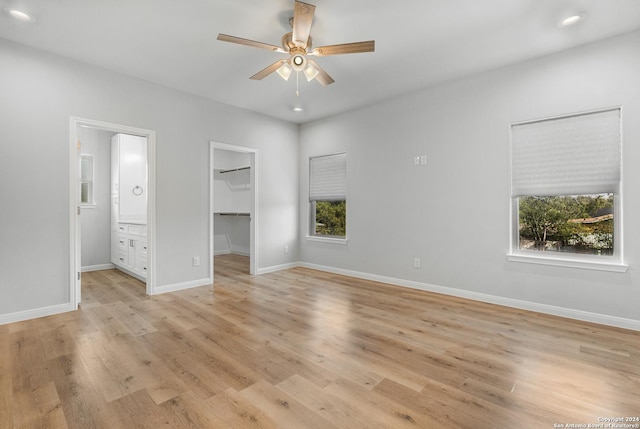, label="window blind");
[511,108,621,196]
[309,153,346,201]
